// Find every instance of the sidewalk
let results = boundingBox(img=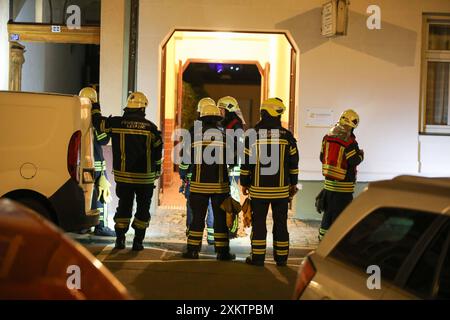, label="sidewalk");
[70,206,320,249]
